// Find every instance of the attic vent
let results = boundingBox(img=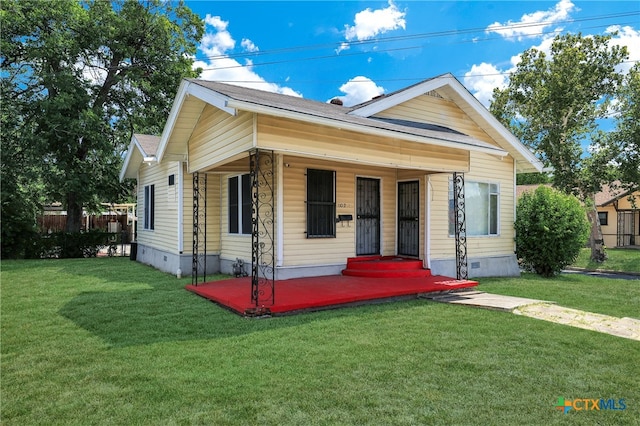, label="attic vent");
[425,90,444,99]
[329,98,344,106]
